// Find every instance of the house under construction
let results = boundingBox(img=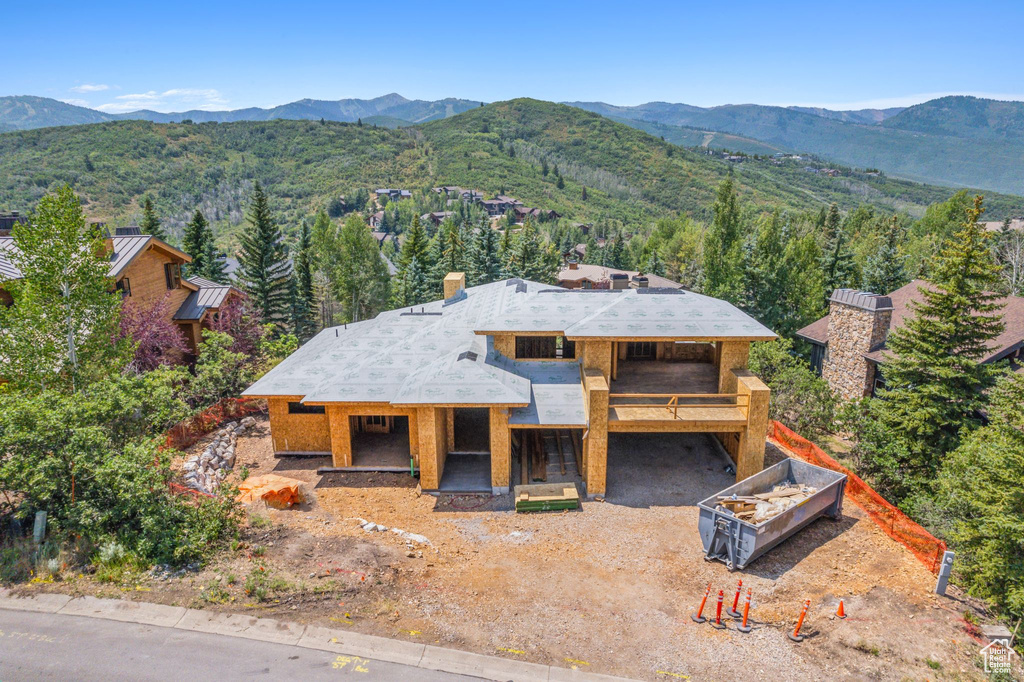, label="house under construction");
[243,273,776,497]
